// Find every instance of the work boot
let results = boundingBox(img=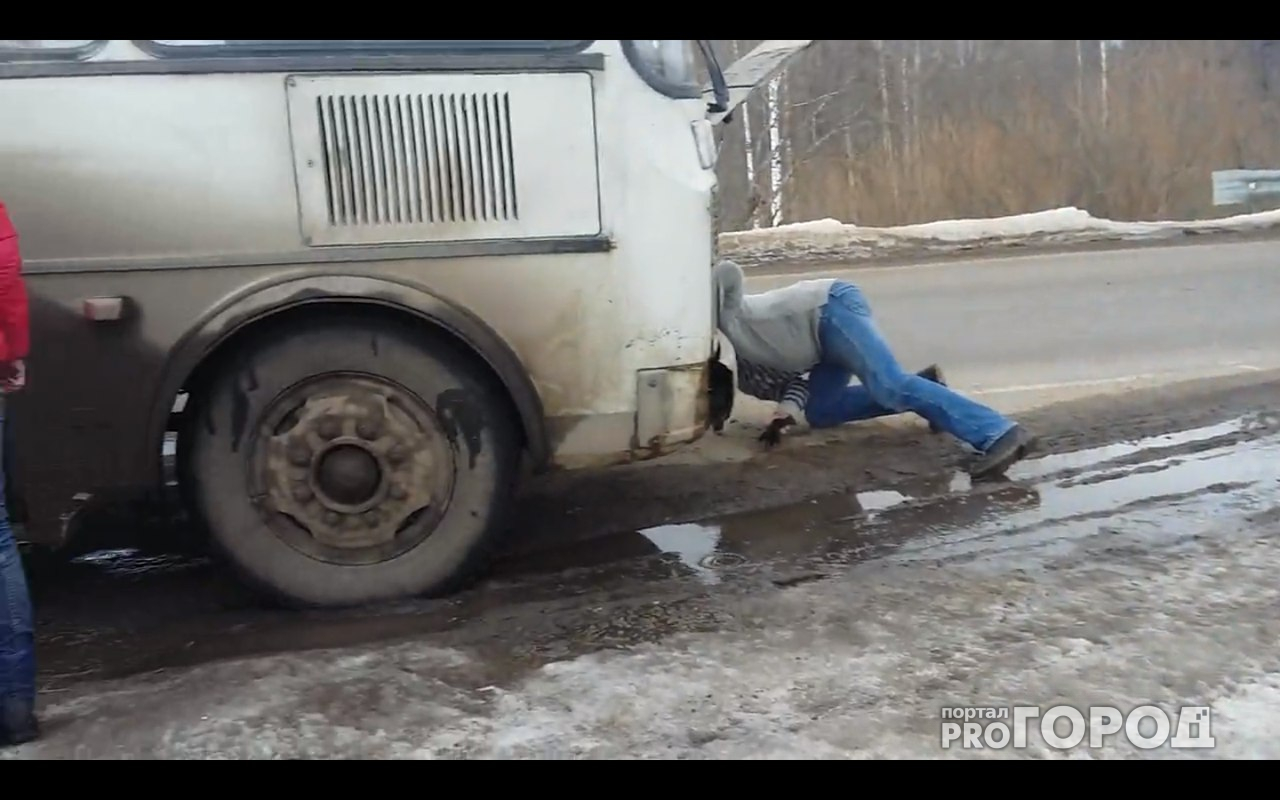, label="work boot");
[969,424,1038,480]
[917,364,946,434]
[0,698,38,747]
